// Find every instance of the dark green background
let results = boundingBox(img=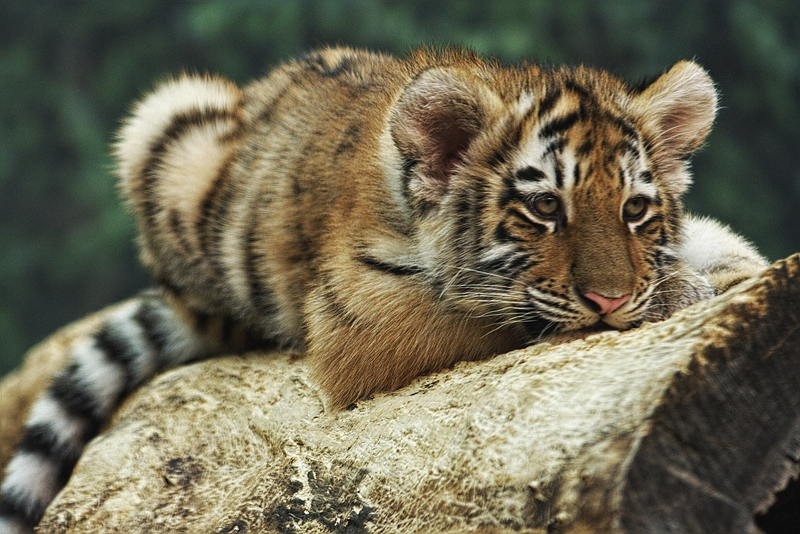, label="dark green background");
[1,0,798,376]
